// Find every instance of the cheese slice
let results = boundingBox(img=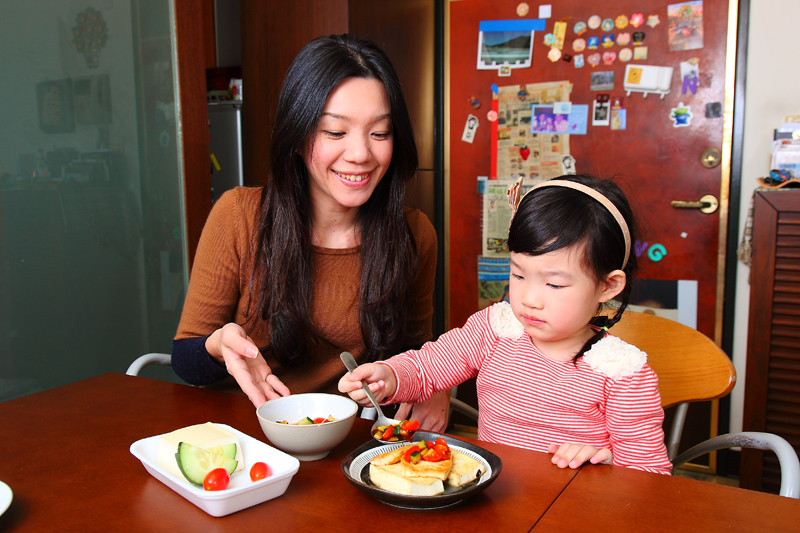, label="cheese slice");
[156,422,244,479]
[369,463,444,496]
